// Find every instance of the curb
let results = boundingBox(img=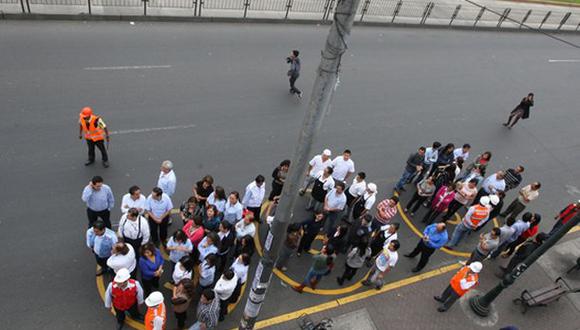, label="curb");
[1,12,579,34]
